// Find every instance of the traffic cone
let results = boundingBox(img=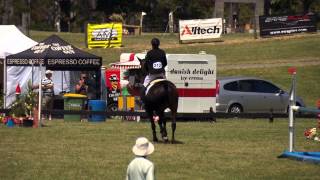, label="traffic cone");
[15,84,21,95]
